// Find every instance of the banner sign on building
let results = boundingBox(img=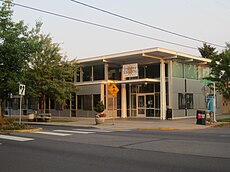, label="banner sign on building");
[123,63,138,78]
